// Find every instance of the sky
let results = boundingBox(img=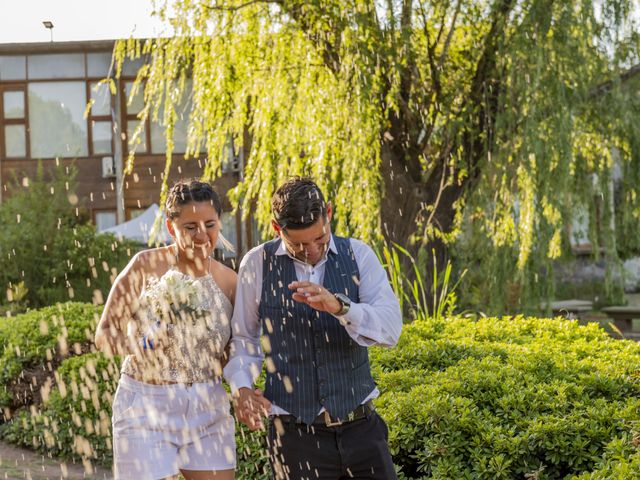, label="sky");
[0,0,166,44]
